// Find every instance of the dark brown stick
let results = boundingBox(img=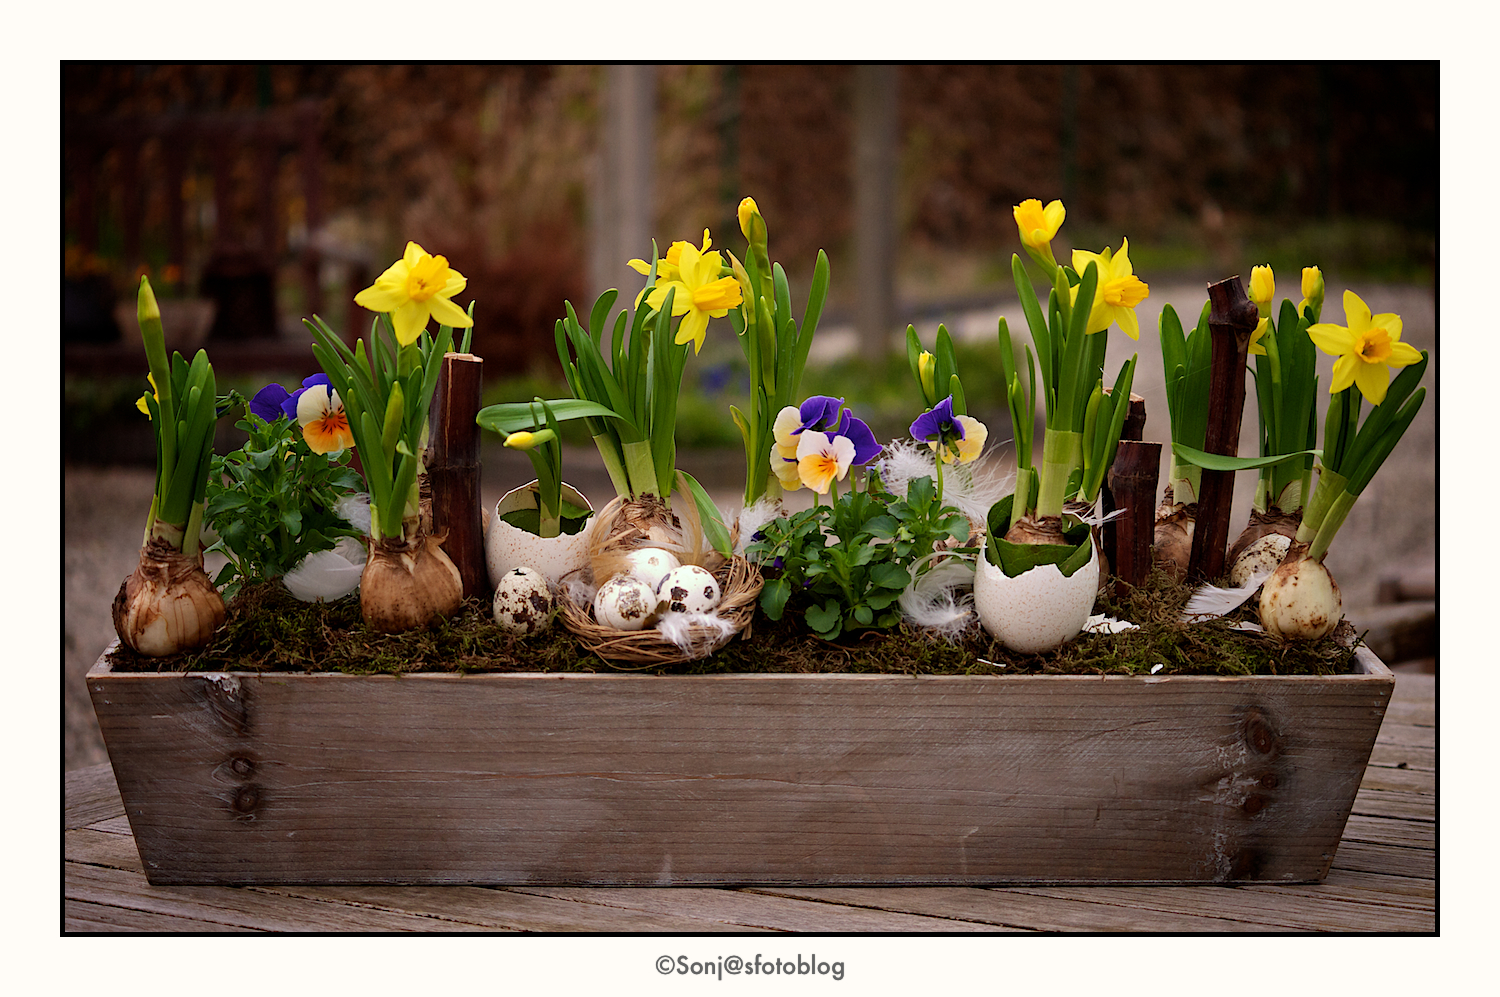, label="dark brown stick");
[1188,277,1258,583]
[1101,392,1147,575]
[427,353,488,601]
[1107,439,1162,598]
